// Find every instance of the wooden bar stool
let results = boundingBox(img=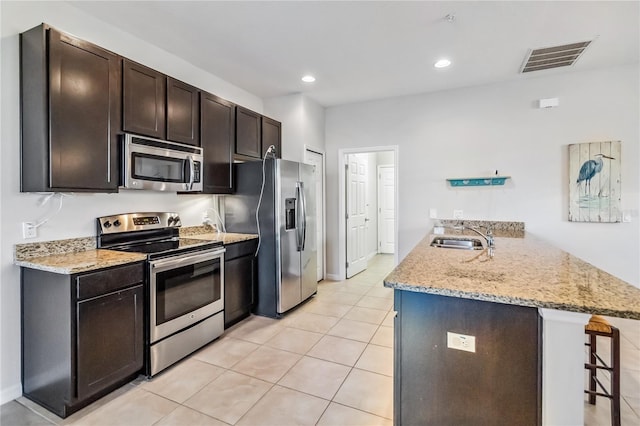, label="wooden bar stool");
[584,315,621,426]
